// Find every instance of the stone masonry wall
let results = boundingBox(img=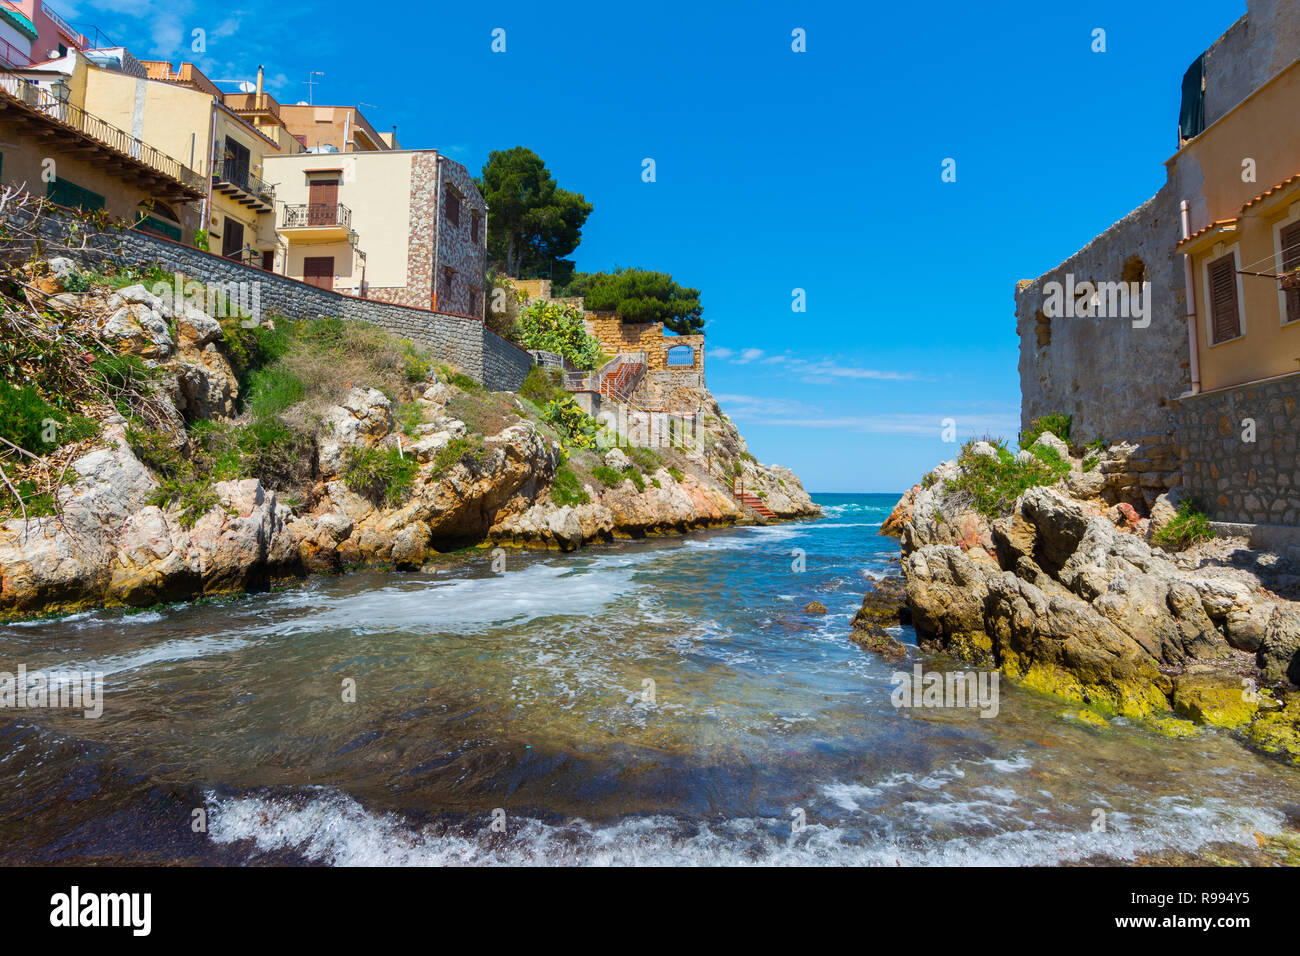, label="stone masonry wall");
[65,220,533,392]
[583,312,705,373]
[1175,372,1300,524]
